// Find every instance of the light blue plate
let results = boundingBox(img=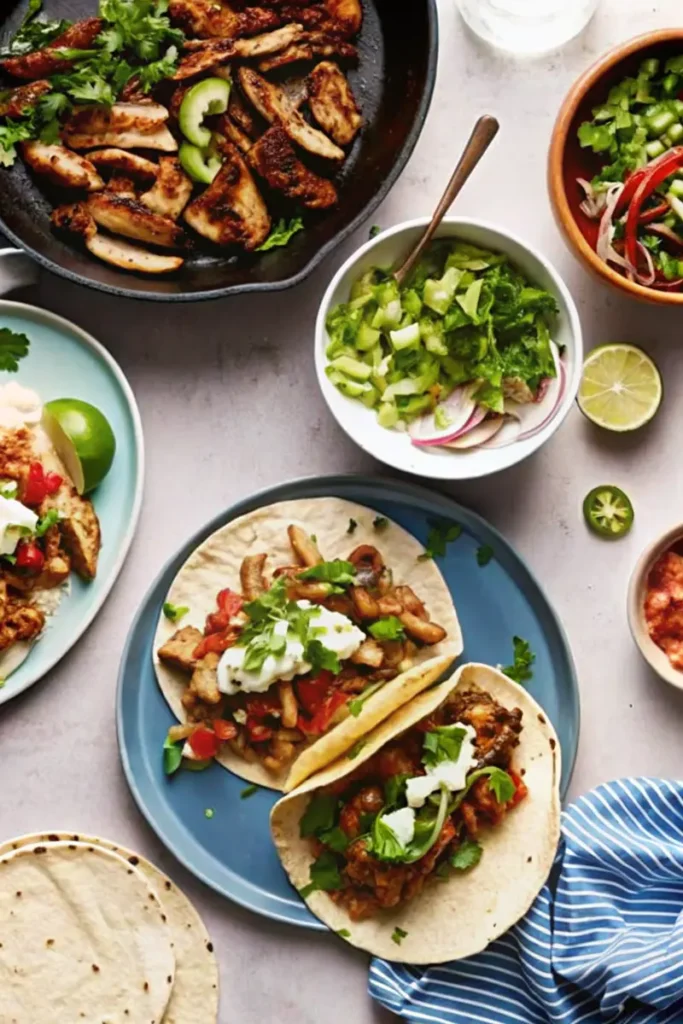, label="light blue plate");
[0,301,144,705]
[117,475,579,930]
